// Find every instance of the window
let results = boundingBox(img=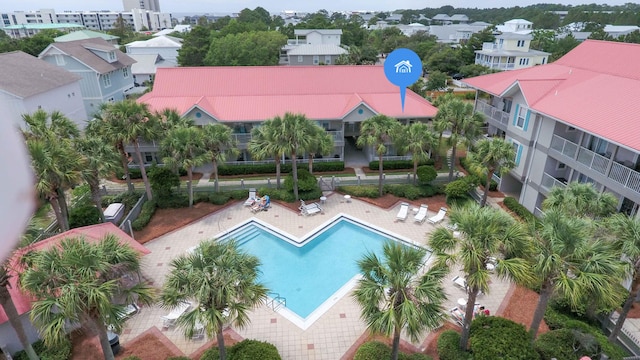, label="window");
[144,153,154,163]
[297,55,303,63]
[512,141,523,166]
[556,162,566,170]
[502,98,512,113]
[108,51,116,62]
[55,54,65,65]
[515,106,527,129]
[324,55,331,64]
[519,58,529,66]
[313,55,319,64]
[566,125,576,132]
[123,67,129,78]
[517,40,525,47]
[102,73,111,87]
